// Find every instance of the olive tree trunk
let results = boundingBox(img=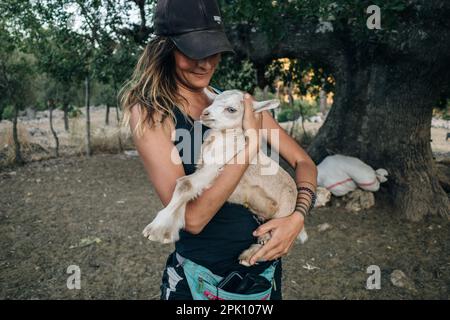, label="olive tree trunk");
[307,58,449,221]
[12,104,24,165]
